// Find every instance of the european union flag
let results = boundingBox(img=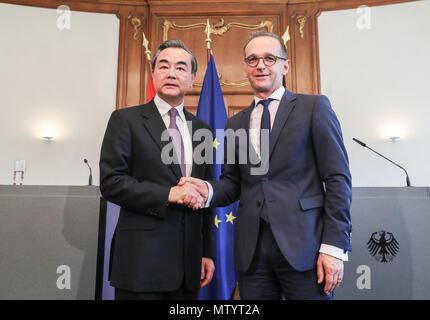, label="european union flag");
[197,53,238,300]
